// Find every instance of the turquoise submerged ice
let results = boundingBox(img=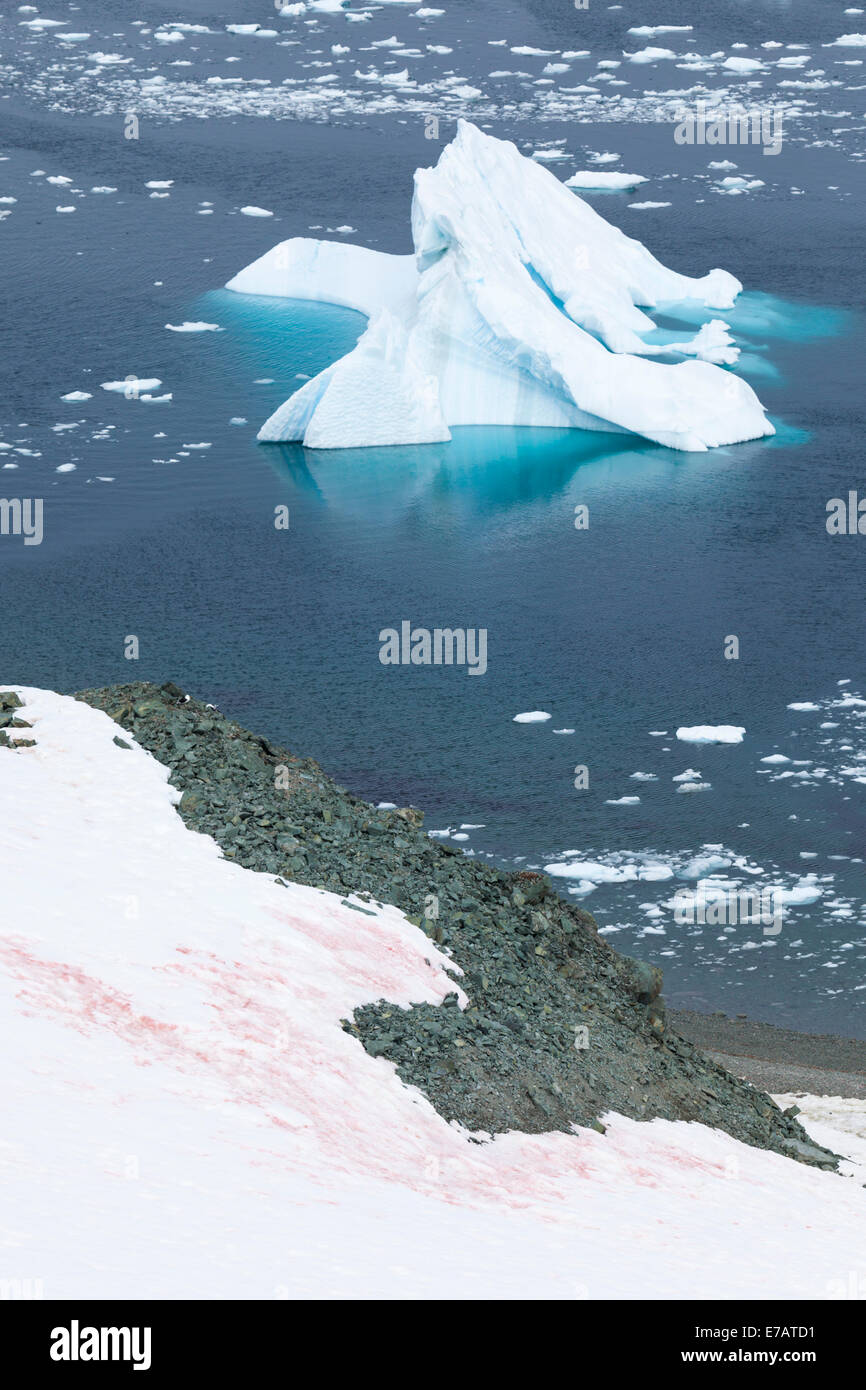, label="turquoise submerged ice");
[226,121,774,453]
